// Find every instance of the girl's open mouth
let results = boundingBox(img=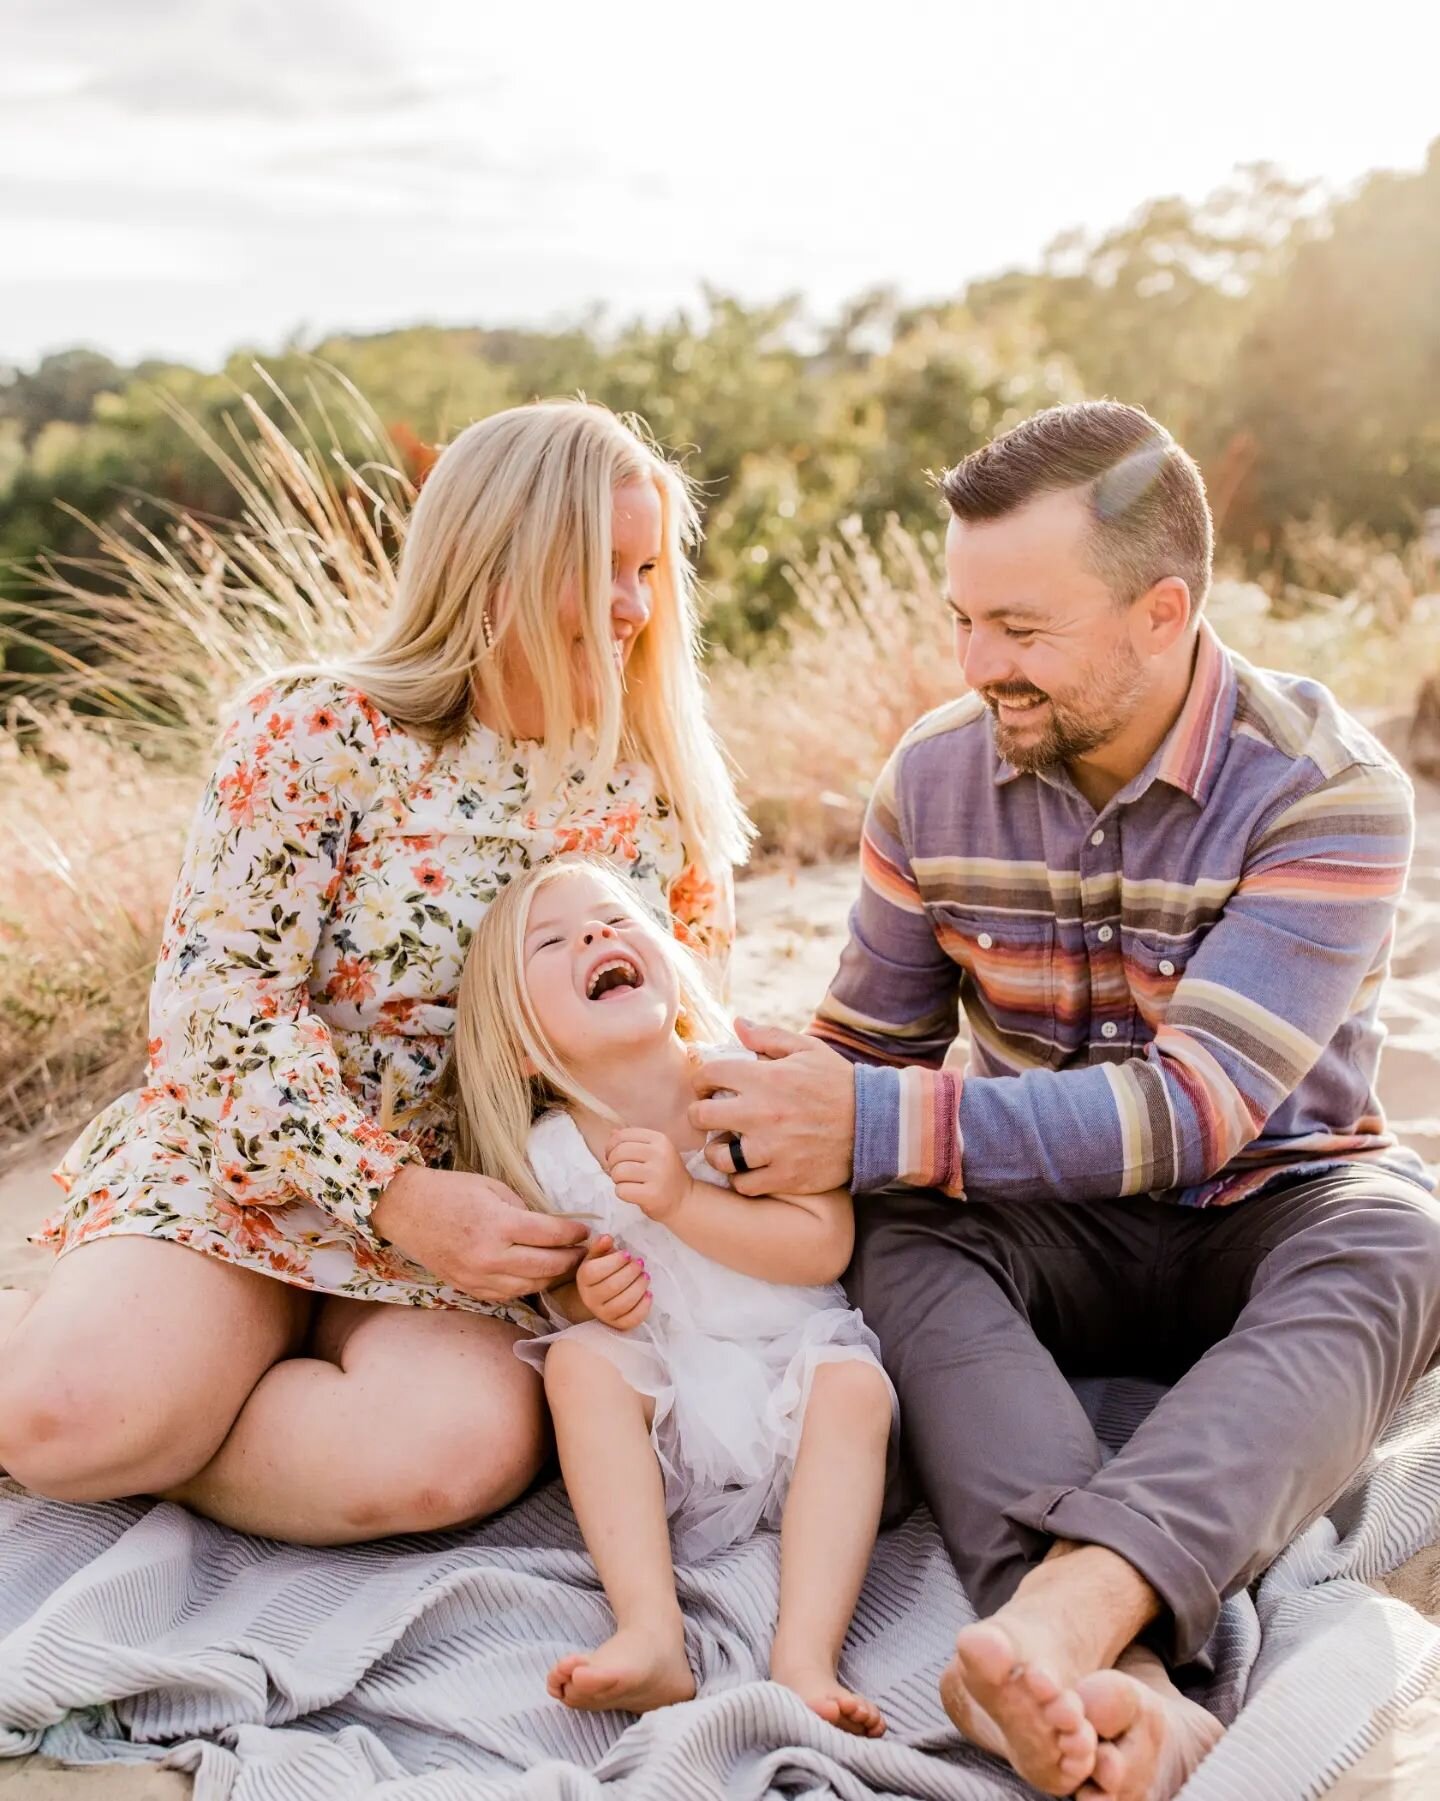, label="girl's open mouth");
[585,955,644,1002]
